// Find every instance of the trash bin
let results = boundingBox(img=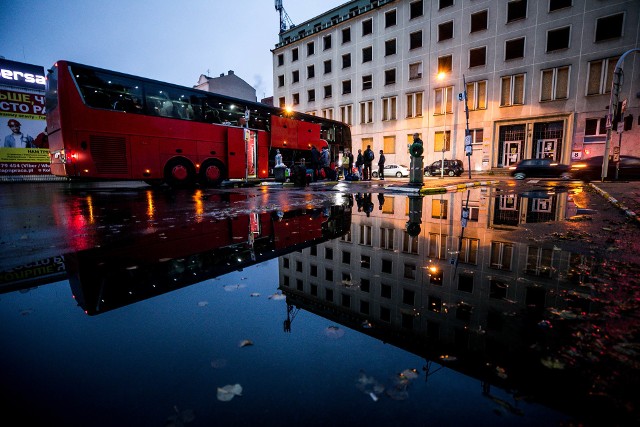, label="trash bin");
[409,156,424,185]
[274,167,286,182]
